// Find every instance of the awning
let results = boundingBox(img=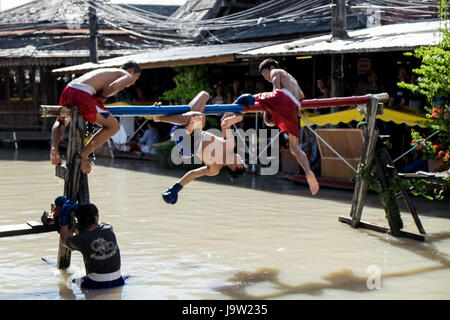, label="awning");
[239,20,445,57]
[300,106,431,128]
[52,41,278,75]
